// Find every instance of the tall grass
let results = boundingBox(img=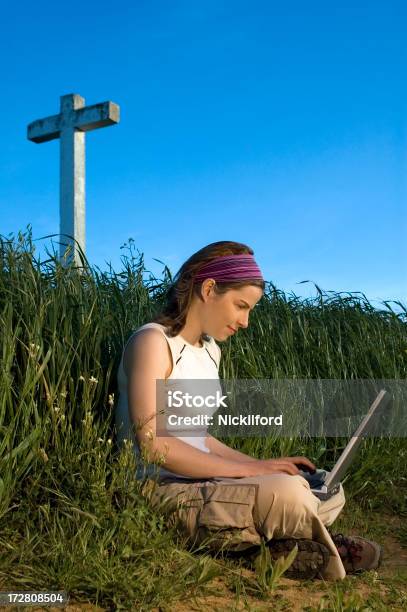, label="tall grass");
[1,226,406,609]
